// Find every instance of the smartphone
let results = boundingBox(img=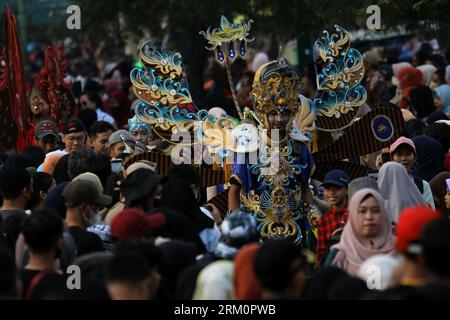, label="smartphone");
[381,152,391,164]
[446,178,450,193]
[110,159,123,174]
